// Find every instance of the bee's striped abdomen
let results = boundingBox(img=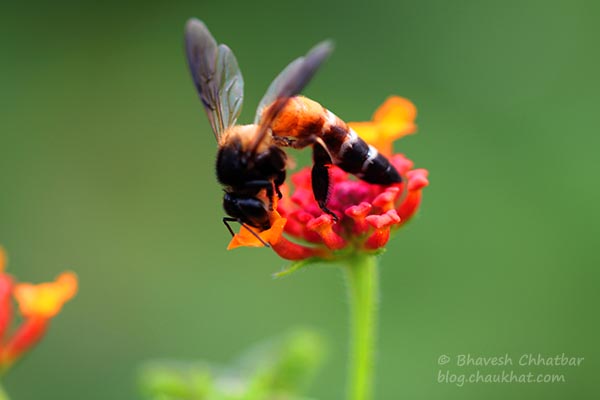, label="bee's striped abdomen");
[269,97,326,140]
[268,96,402,185]
[323,112,402,185]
